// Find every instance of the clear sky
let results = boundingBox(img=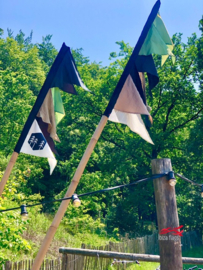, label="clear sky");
[0,0,202,65]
